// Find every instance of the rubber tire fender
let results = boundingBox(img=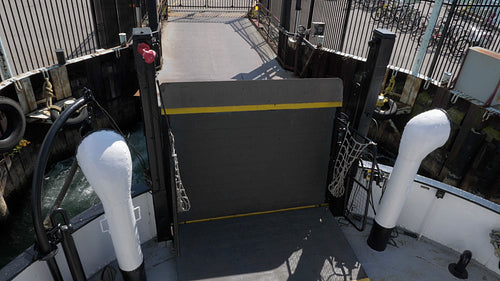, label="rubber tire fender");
[0,96,26,153]
[373,98,398,120]
[50,100,89,128]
